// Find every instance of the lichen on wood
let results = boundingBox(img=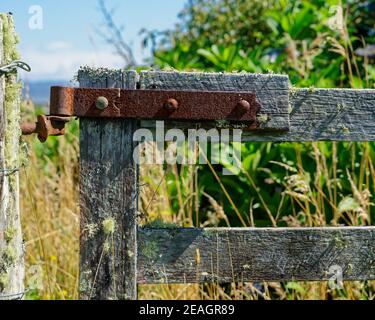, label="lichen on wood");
[0,13,24,298]
[78,68,138,300]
